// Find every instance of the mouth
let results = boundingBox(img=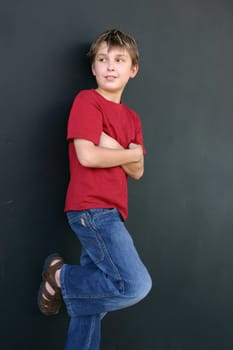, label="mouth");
[105,75,117,81]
